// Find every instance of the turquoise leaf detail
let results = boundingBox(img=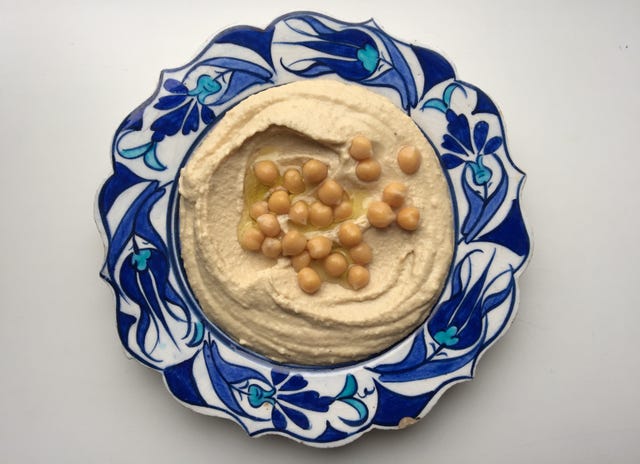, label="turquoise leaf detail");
[248,384,275,408]
[131,249,152,271]
[188,74,222,104]
[357,44,379,73]
[119,141,166,171]
[469,155,492,185]
[336,374,368,426]
[434,326,459,347]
